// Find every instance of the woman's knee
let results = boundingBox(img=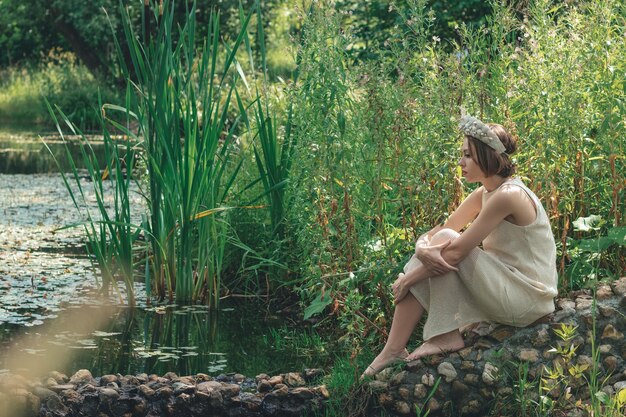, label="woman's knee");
[431,228,460,245]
